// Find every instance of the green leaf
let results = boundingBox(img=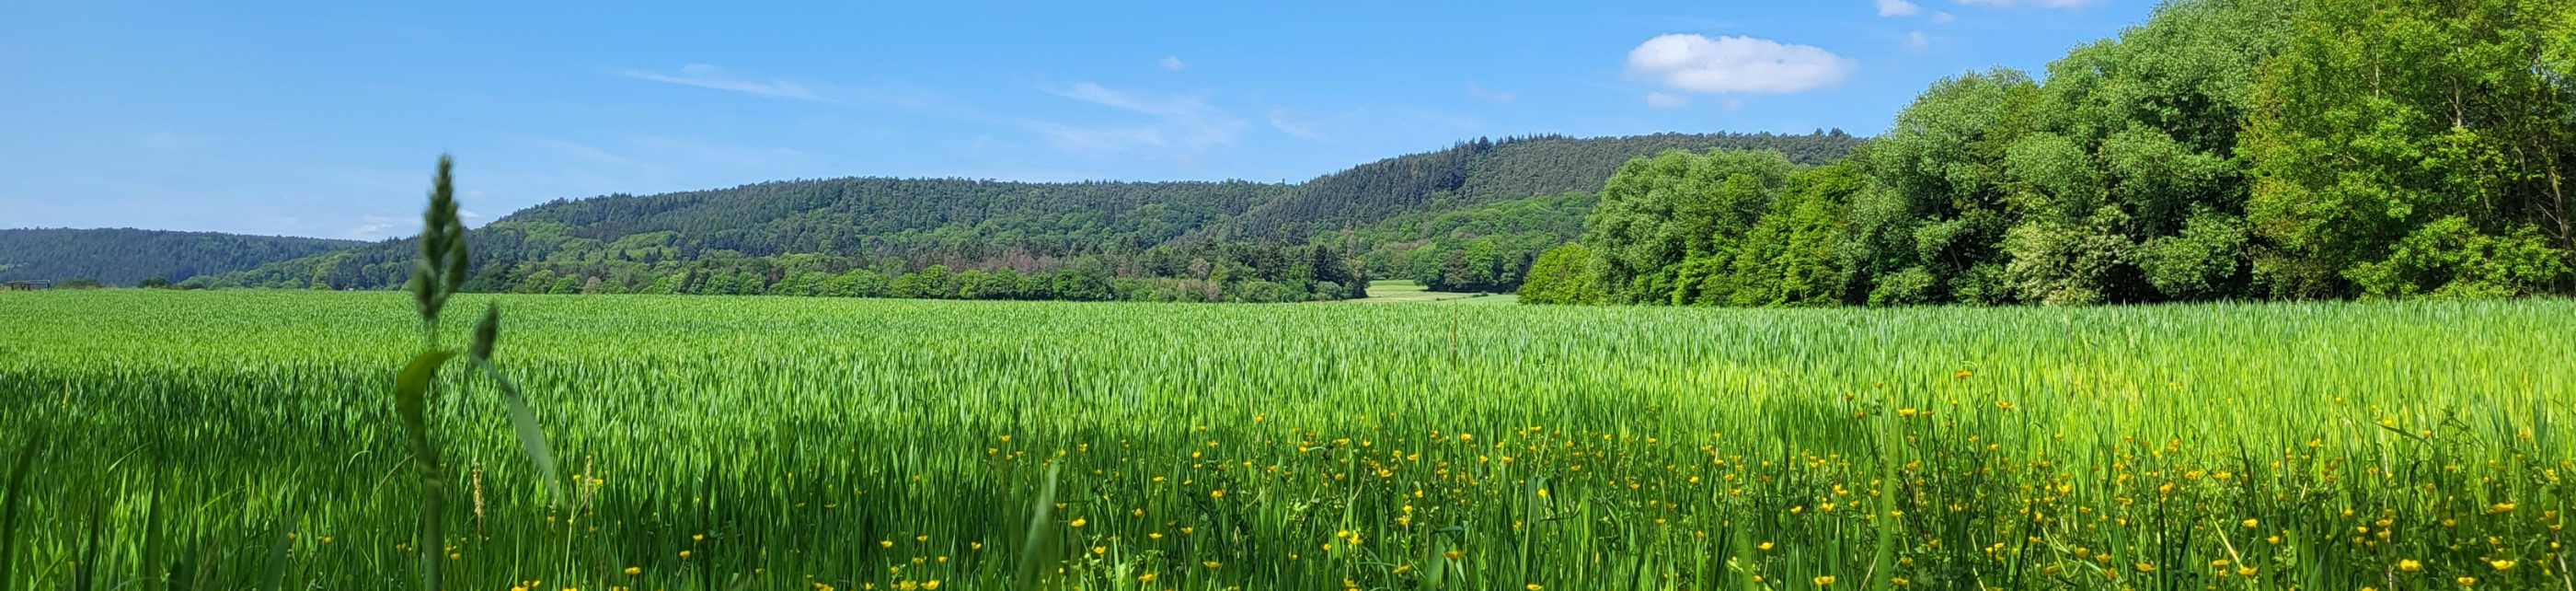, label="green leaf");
[260,498,298,591]
[1016,462,1063,591]
[469,303,500,362]
[0,423,48,591]
[394,350,456,458]
[472,357,564,506]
